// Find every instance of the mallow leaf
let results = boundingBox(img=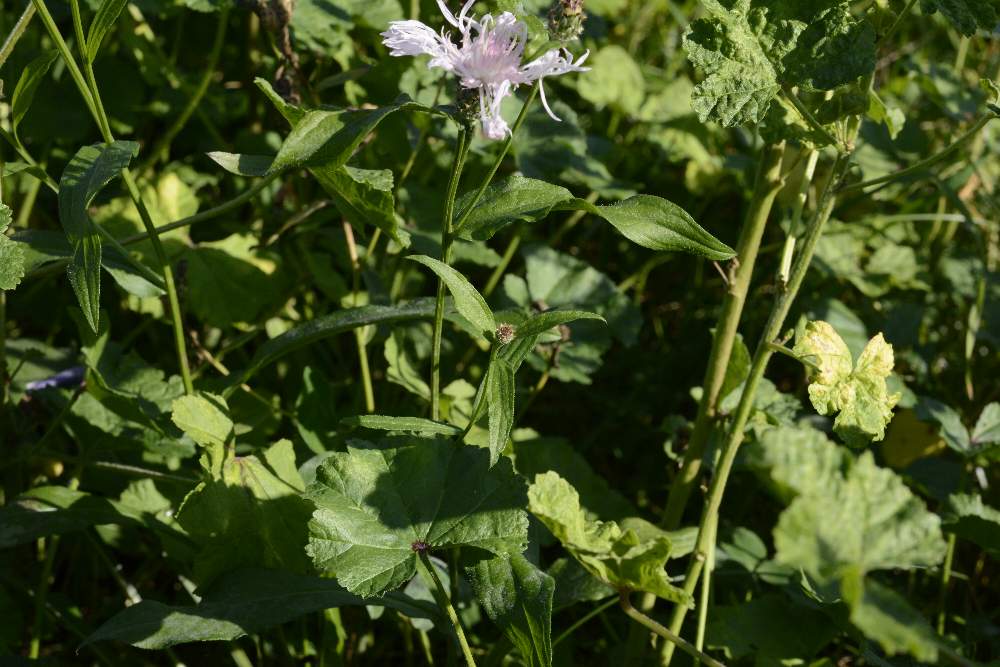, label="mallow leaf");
[774,452,947,584]
[793,321,900,447]
[467,554,554,667]
[407,255,496,340]
[171,392,234,478]
[527,472,691,605]
[841,573,941,662]
[176,440,313,588]
[0,205,25,291]
[305,438,528,597]
[745,426,848,502]
[919,0,1000,37]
